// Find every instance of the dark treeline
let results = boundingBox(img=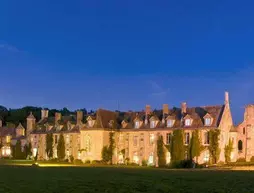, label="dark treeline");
[0,106,91,127]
